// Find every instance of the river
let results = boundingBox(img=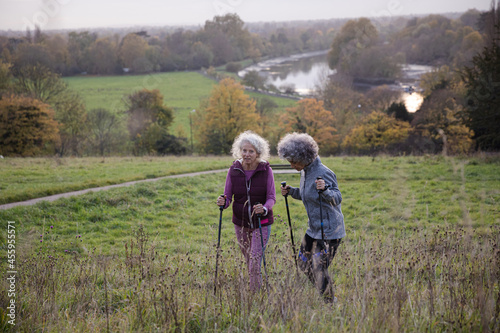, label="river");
[238,50,433,112]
